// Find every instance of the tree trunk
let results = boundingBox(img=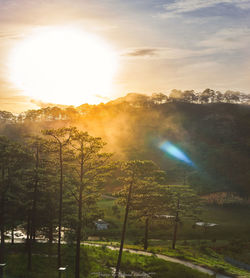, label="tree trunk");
[11,227,14,245]
[75,146,84,278]
[58,143,63,278]
[75,185,83,278]
[31,145,39,243]
[172,197,180,250]
[0,166,5,278]
[27,211,32,271]
[48,217,53,259]
[172,220,178,249]
[144,217,149,250]
[115,181,133,278]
